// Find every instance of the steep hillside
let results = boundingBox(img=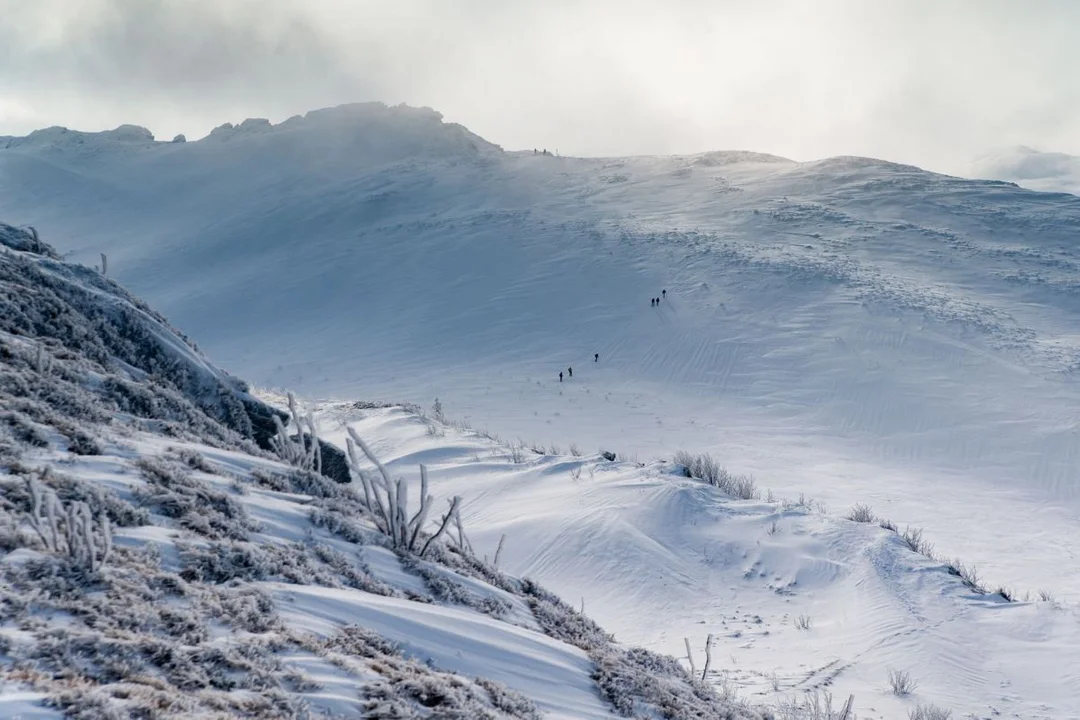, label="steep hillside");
[0,226,754,719]
[4,103,1080,609]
